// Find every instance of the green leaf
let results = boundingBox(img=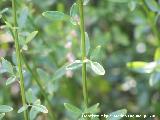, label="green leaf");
[85,32,90,56]
[128,1,137,11]
[70,3,79,25]
[6,76,16,86]
[127,61,156,74]
[64,103,82,117]
[32,105,48,113]
[149,72,160,86]
[66,60,82,70]
[89,61,105,75]
[90,45,101,61]
[29,107,39,120]
[107,109,127,120]
[85,103,100,114]
[25,31,38,44]
[0,105,13,113]
[154,48,160,61]
[83,0,90,5]
[42,11,68,21]
[0,113,5,119]
[145,0,159,12]
[17,104,28,113]
[26,88,37,104]
[1,58,14,74]
[0,8,9,14]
